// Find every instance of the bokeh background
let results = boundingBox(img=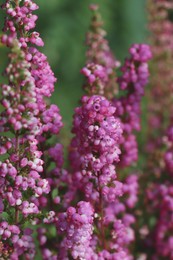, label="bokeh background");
[0,0,147,138]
